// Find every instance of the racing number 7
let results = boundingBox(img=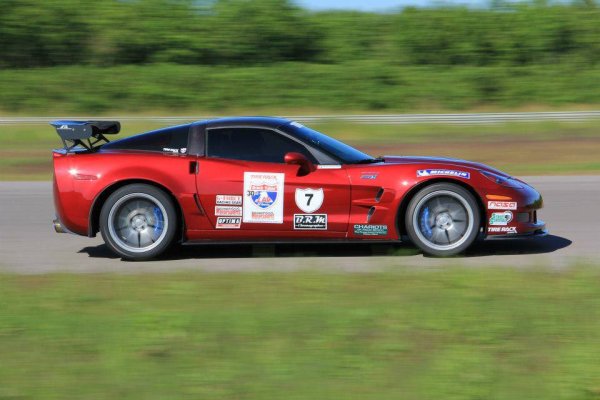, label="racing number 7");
[305,193,313,206]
